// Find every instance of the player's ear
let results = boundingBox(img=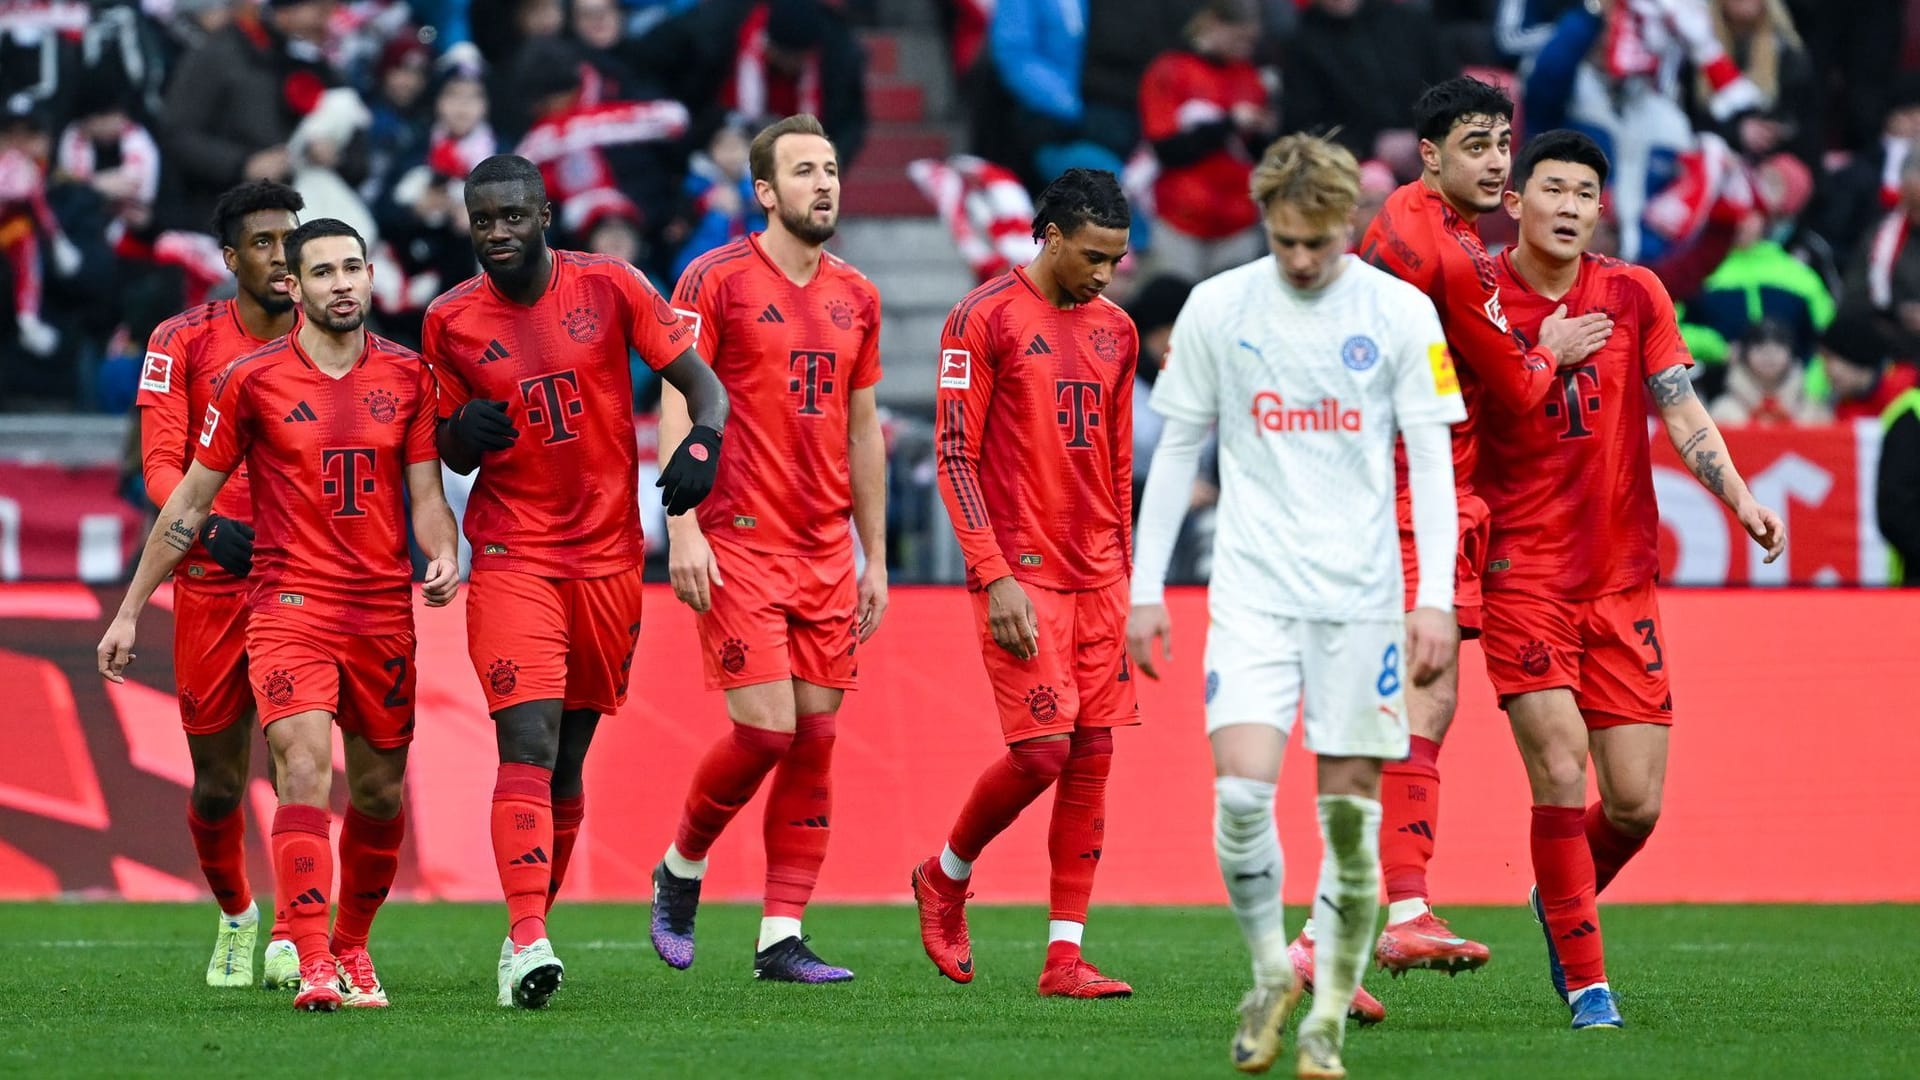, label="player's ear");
[1418,137,1441,176]
[1504,187,1522,221]
[540,202,553,229]
[753,177,777,214]
[223,246,239,276]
